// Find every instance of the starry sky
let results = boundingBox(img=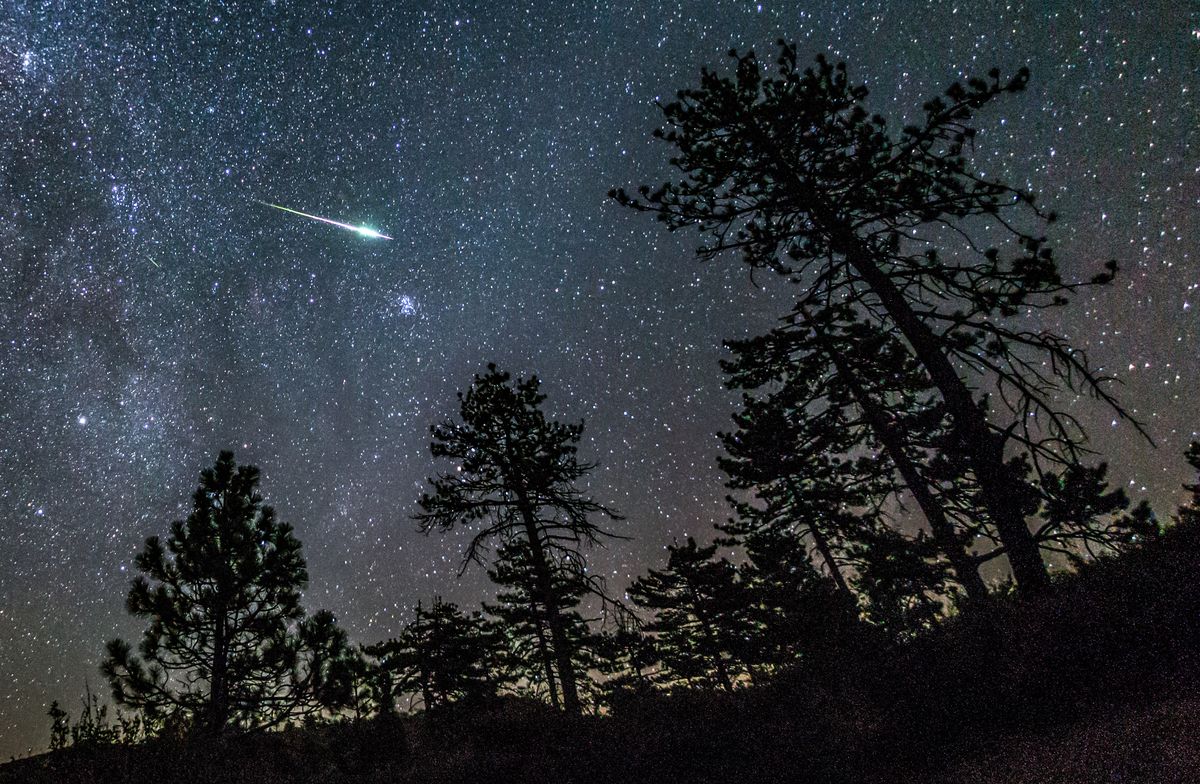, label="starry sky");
[0,0,1195,758]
